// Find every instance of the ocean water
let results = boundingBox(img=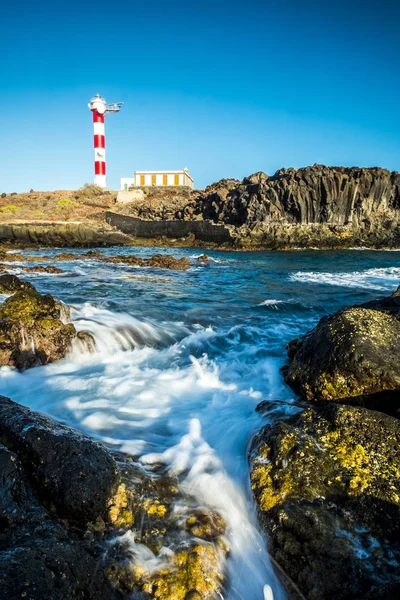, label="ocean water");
[1,247,399,599]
